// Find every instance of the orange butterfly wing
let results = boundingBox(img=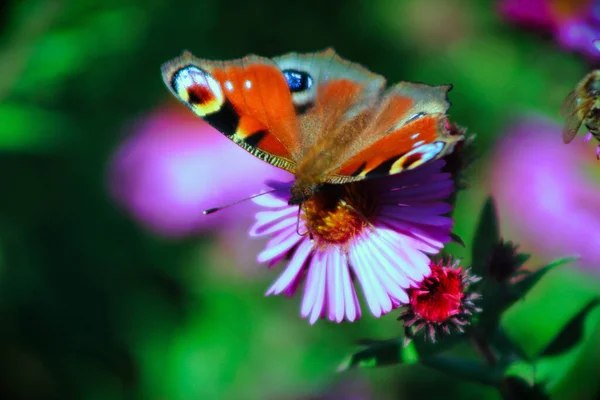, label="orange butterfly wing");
[161,52,300,172]
[330,83,461,182]
[335,115,452,179]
